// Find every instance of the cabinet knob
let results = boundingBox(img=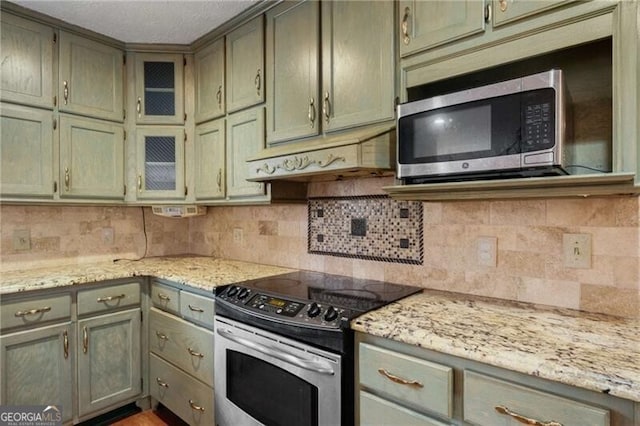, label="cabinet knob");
[137,174,142,193]
[216,85,222,108]
[64,167,70,191]
[255,68,261,96]
[63,330,69,360]
[63,80,69,104]
[82,326,89,354]
[401,7,411,45]
[136,97,142,117]
[189,400,205,412]
[323,92,331,124]
[499,0,508,12]
[216,169,222,191]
